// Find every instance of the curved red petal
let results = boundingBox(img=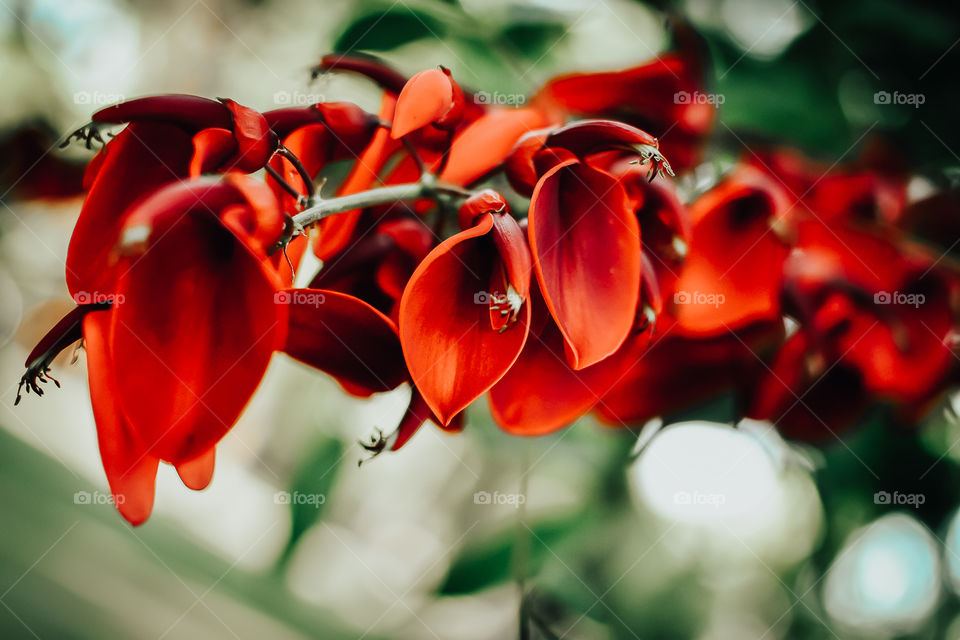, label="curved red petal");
[318,54,408,95]
[83,312,159,525]
[458,189,509,230]
[545,119,659,157]
[110,186,287,464]
[440,107,554,187]
[490,212,532,301]
[529,161,641,369]
[399,216,531,424]
[92,94,232,130]
[505,128,554,197]
[220,99,276,172]
[174,447,216,490]
[189,127,237,177]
